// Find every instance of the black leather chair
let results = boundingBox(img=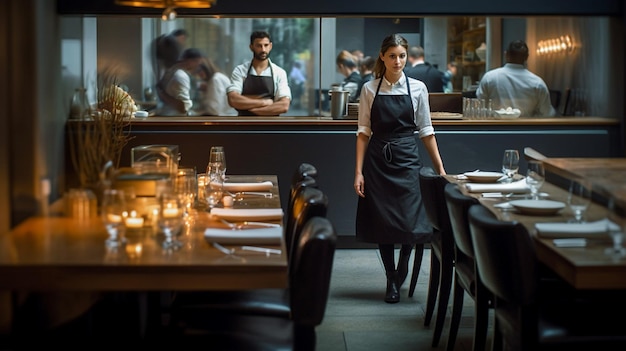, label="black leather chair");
[170,216,337,351]
[468,204,626,351]
[417,167,455,349]
[444,183,488,351]
[291,162,318,185]
[169,186,328,323]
